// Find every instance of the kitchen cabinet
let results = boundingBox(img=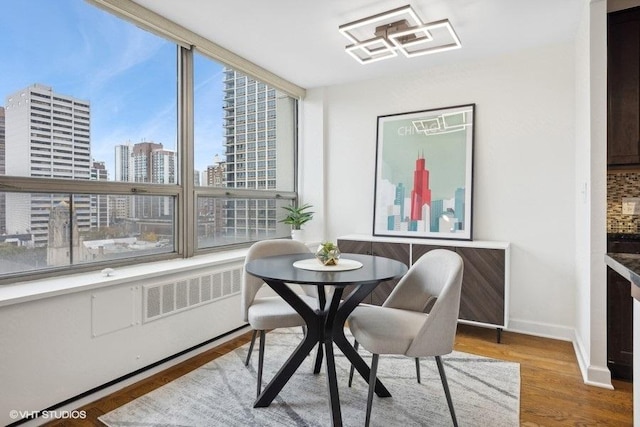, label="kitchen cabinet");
[607,236,636,380]
[608,7,640,167]
[338,235,509,341]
